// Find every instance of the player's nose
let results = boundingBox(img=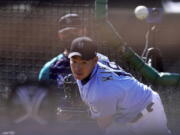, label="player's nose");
[74,64,82,73]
